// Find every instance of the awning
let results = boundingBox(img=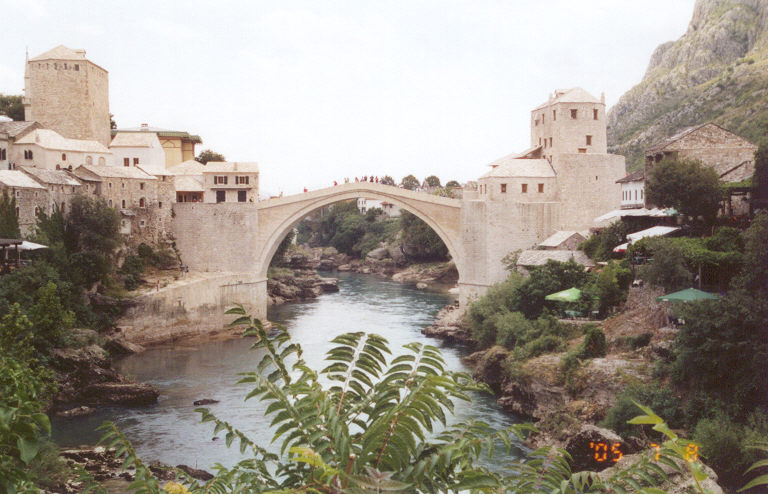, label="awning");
[545,287,582,302]
[613,242,629,253]
[656,288,720,303]
[19,241,48,251]
[627,226,680,243]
